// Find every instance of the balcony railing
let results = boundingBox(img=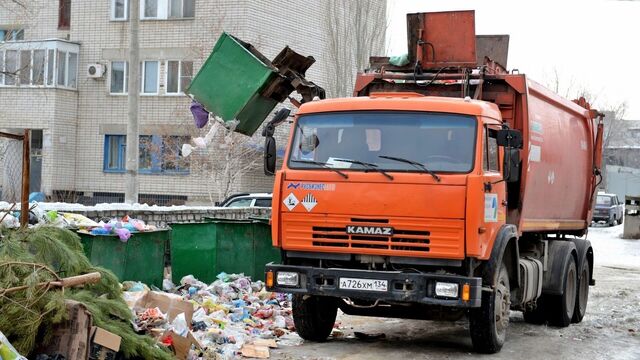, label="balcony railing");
[0,39,80,90]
